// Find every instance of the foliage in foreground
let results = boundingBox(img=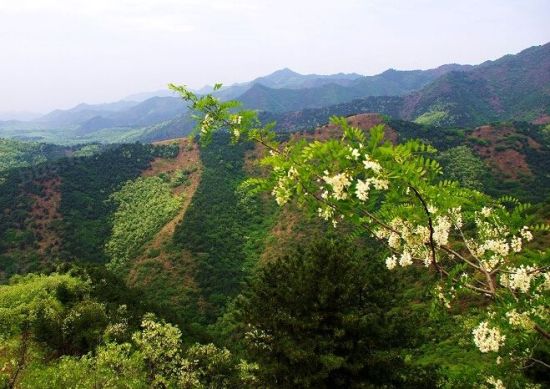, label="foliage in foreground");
[0,273,258,388]
[231,239,437,388]
[170,83,550,386]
